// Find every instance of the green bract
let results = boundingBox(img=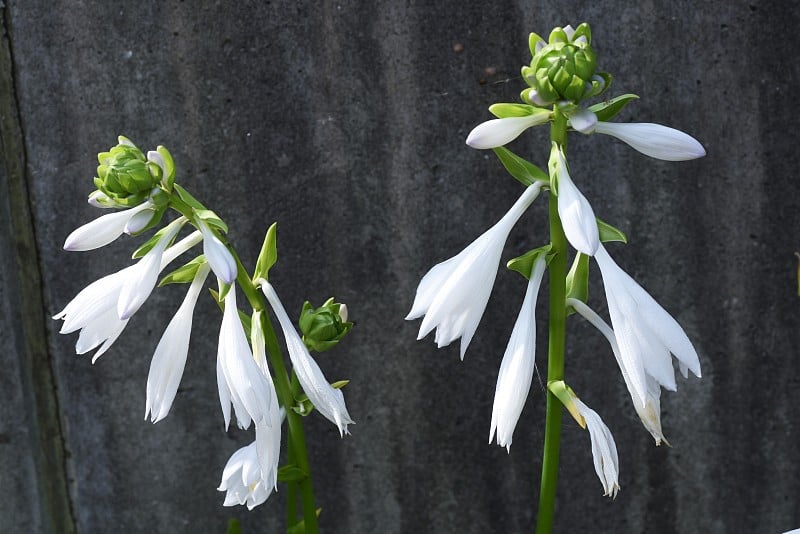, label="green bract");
[521,23,610,107]
[298,298,353,353]
[93,136,159,207]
